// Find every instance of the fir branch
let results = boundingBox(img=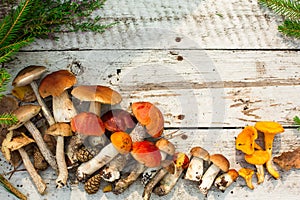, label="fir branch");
[0,113,18,125]
[0,68,10,97]
[259,0,300,21]
[278,19,300,38]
